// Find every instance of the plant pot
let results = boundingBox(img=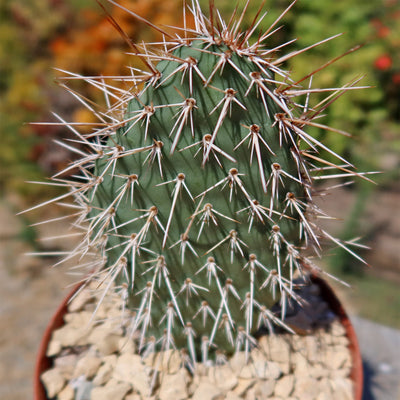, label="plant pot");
[34,283,82,400]
[34,277,363,400]
[310,275,363,400]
